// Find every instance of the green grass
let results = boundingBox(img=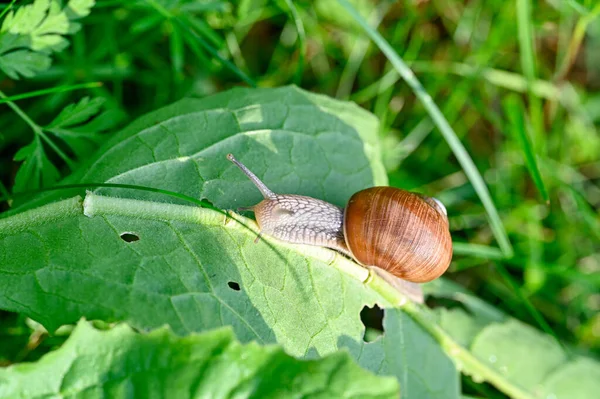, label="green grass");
[1,0,599,397]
